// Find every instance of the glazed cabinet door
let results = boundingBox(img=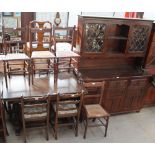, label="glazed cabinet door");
[126,24,152,56]
[81,20,108,53]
